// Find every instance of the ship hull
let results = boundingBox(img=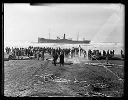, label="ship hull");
[38,38,90,44]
